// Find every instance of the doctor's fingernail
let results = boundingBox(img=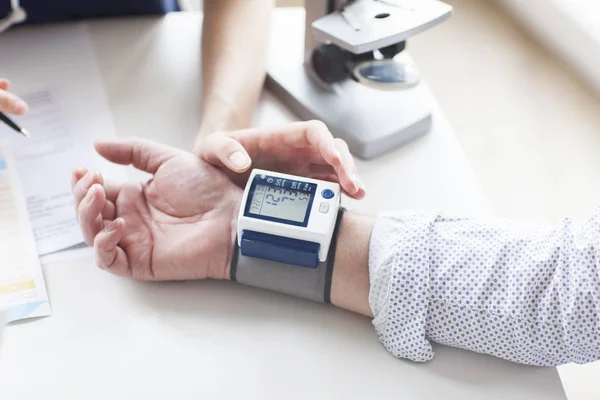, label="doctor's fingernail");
[13,100,27,115]
[358,179,367,192]
[229,152,250,169]
[333,149,342,163]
